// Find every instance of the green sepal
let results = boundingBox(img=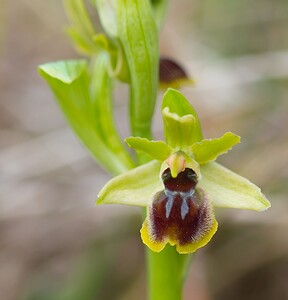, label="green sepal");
[97,160,162,207]
[162,88,202,121]
[162,107,197,151]
[162,89,203,149]
[117,0,158,139]
[38,60,133,174]
[191,132,241,164]
[125,137,172,161]
[198,162,271,211]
